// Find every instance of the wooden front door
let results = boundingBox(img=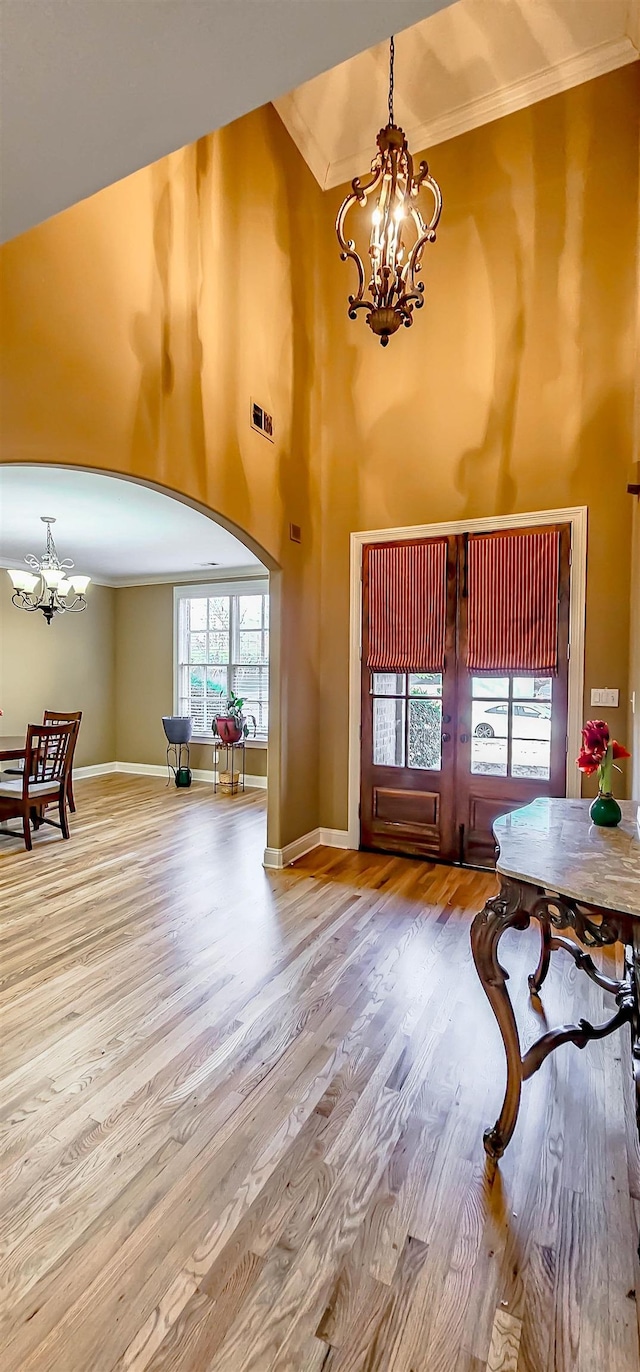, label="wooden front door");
[360,536,459,863]
[360,525,572,868]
